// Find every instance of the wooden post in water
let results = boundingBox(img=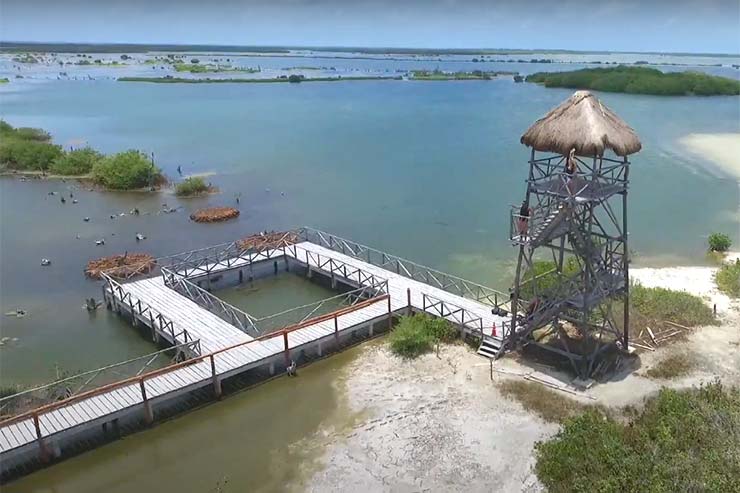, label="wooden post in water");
[238,269,243,284]
[283,331,290,367]
[140,380,153,425]
[210,355,222,399]
[33,413,51,463]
